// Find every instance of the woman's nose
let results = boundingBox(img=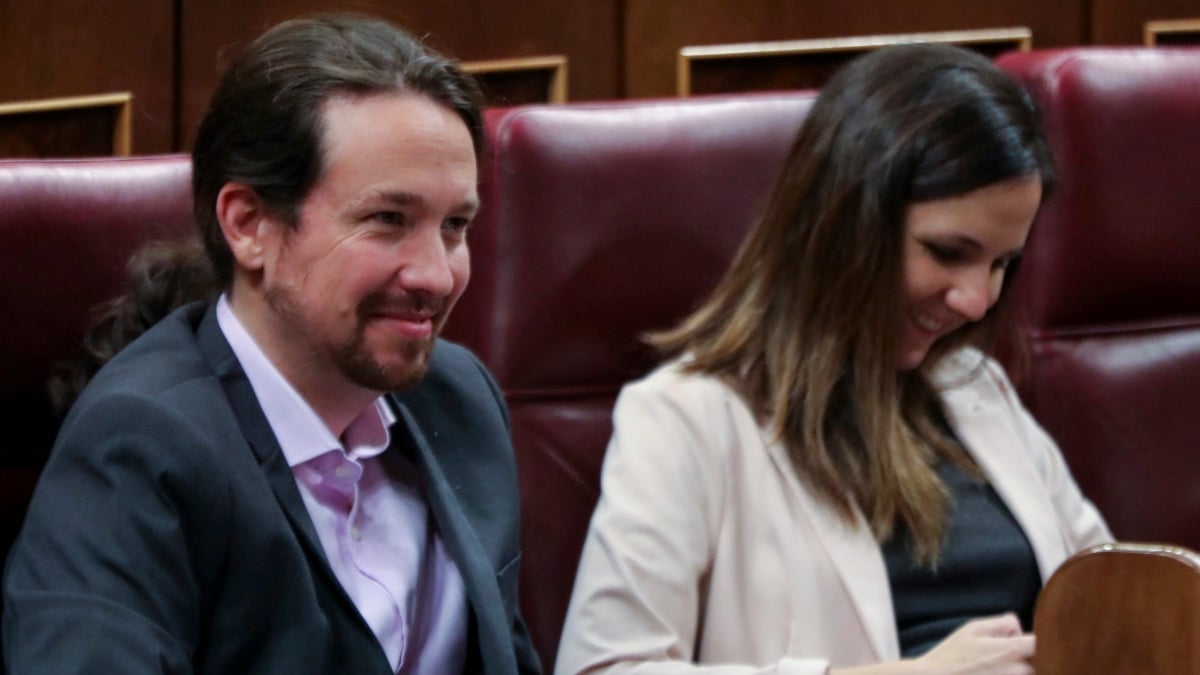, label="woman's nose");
[946,267,1001,321]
